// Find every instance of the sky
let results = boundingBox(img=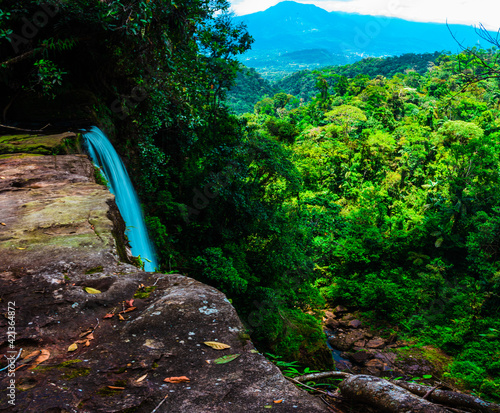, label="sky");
[229,0,500,31]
